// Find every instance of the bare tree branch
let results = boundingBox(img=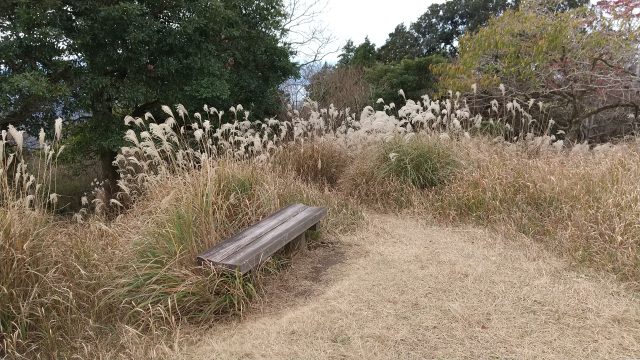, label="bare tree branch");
[281,0,339,65]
